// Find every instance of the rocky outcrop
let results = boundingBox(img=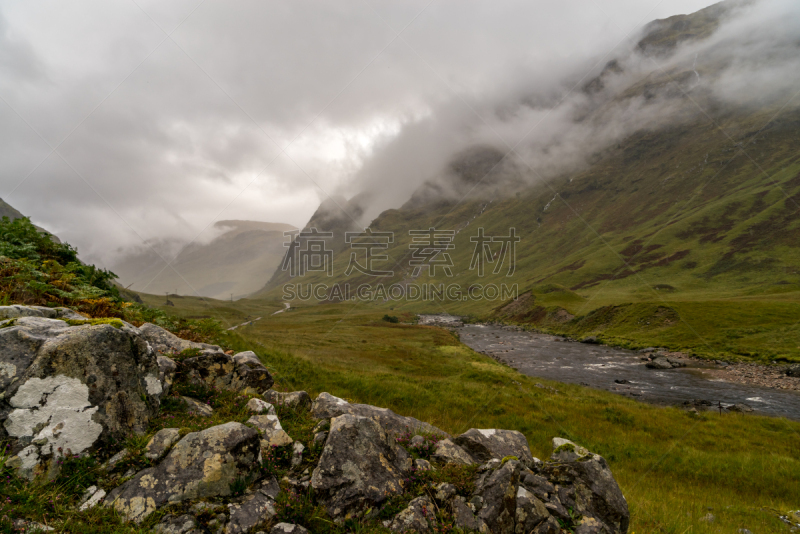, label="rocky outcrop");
[1,306,630,534]
[311,414,408,519]
[0,313,162,480]
[311,392,447,437]
[107,422,261,522]
[475,459,520,533]
[541,438,629,534]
